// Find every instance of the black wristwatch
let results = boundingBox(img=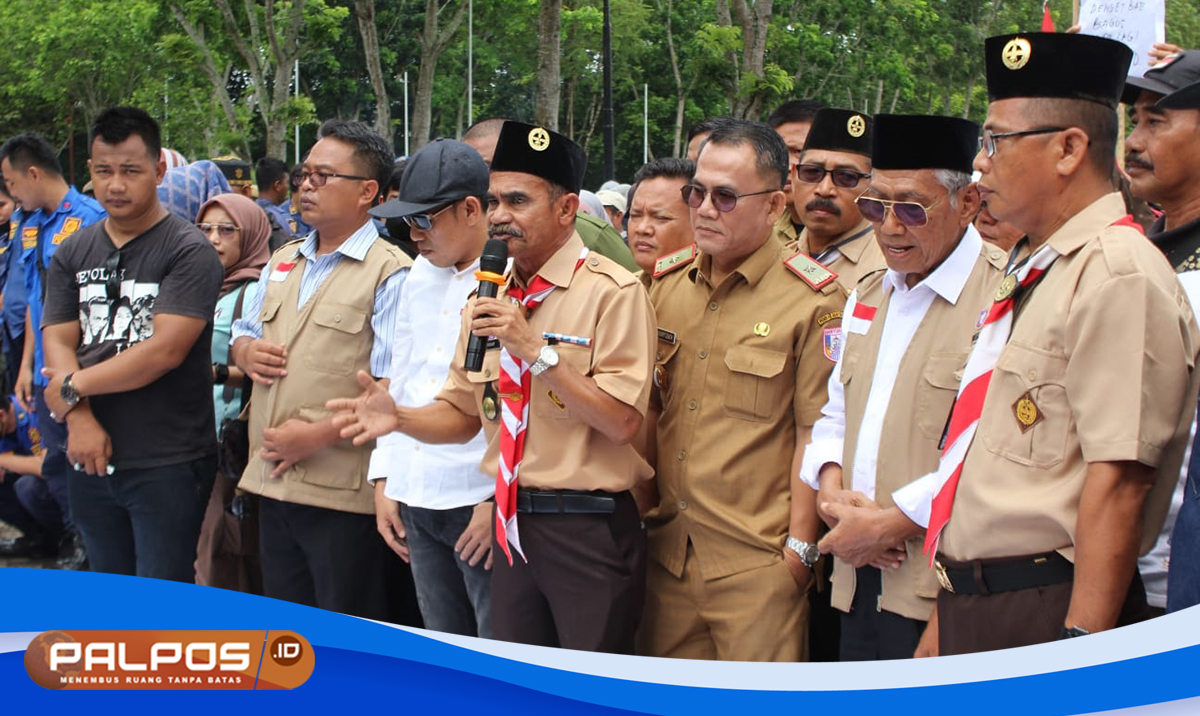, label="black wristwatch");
[214,363,230,384]
[1059,625,1090,639]
[60,372,82,414]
